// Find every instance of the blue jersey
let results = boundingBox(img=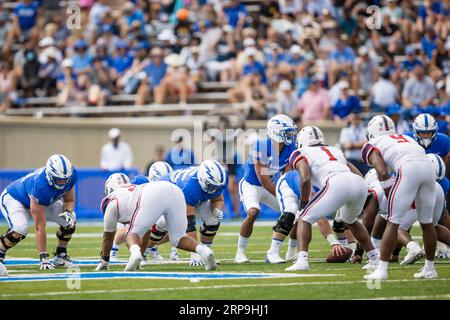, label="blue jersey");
[243,138,296,186]
[130,175,149,185]
[159,167,225,207]
[439,177,450,194]
[406,132,450,157]
[6,168,77,209]
[279,170,319,199]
